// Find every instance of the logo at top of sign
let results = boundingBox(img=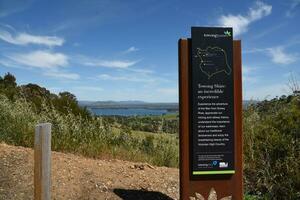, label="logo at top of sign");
[196,46,232,79]
[224,30,231,37]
